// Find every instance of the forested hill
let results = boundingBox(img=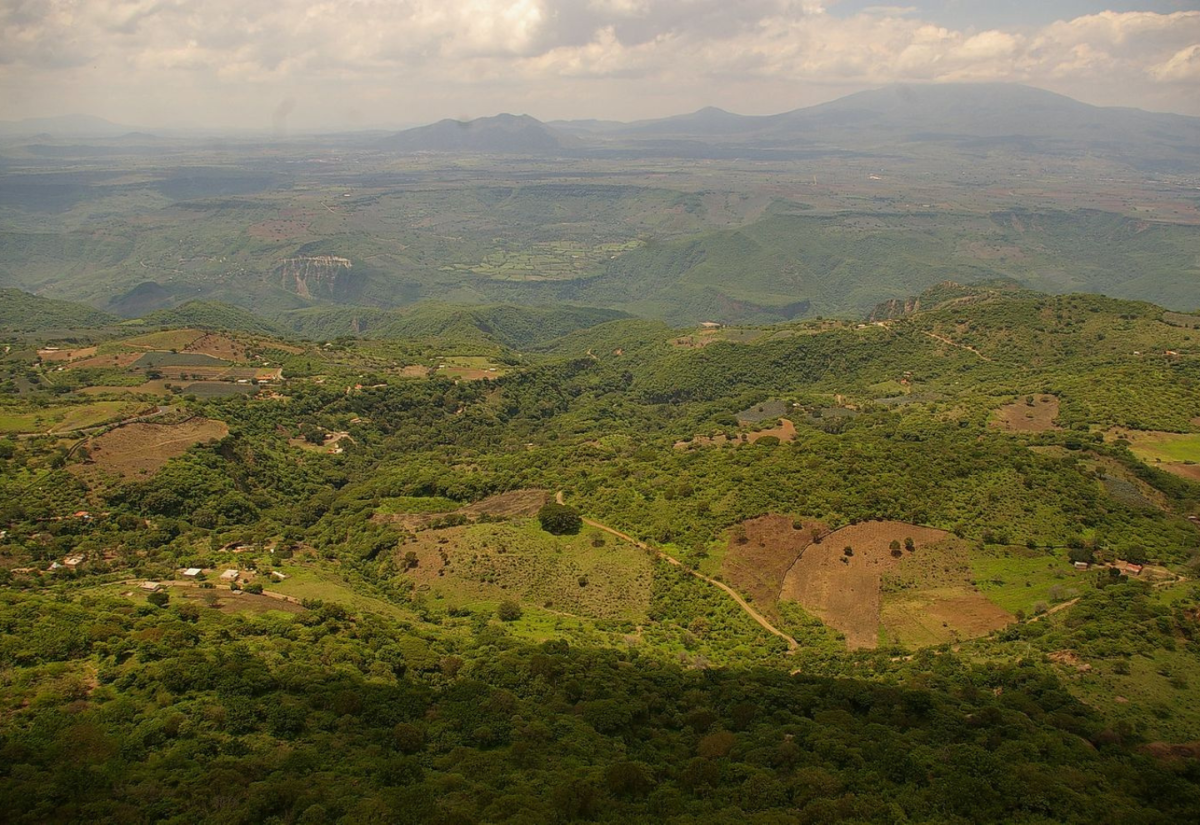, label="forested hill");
[2,288,1200,821]
[0,288,118,332]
